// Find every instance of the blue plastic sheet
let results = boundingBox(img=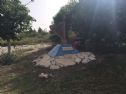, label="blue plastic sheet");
[48,44,80,57]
